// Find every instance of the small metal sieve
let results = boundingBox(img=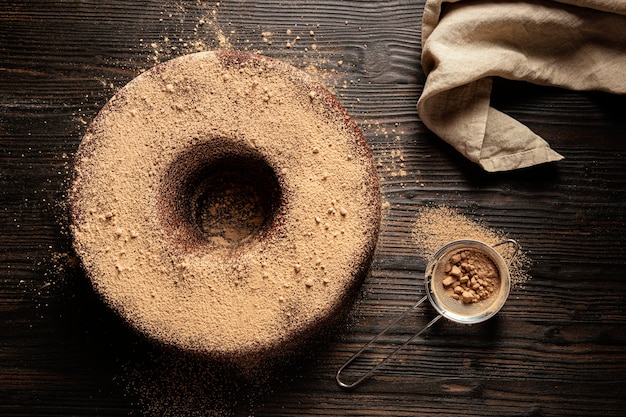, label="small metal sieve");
[336,239,518,389]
